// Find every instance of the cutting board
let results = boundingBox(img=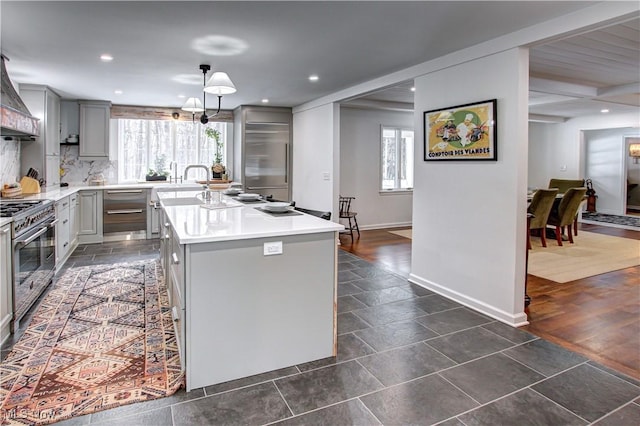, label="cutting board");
[20,176,41,194]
